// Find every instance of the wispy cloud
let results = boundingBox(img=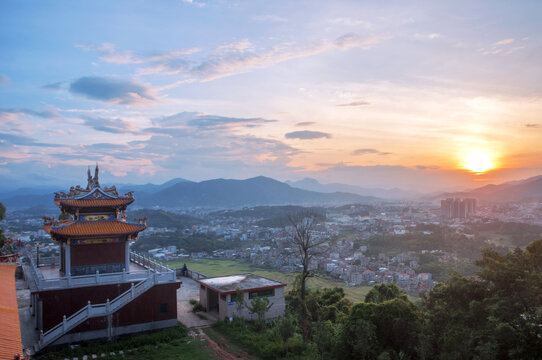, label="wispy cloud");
[285,130,332,140]
[352,148,391,156]
[525,123,540,128]
[81,115,136,134]
[151,111,276,130]
[79,33,386,84]
[76,43,200,65]
[295,121,316,126]
[336,100,370,107]
[0,133,63,147]
[414,33,441,40]
[42,82,64,90]
[252,15,288,23]
[493,38,514,46]
[481,37,525,56]
[69,76,155,105]
[0,107,61,119]
[416,165,440,170]
[181,0,205,7]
